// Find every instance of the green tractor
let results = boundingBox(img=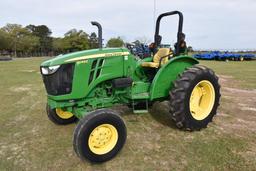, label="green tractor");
[40,11,220,162]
